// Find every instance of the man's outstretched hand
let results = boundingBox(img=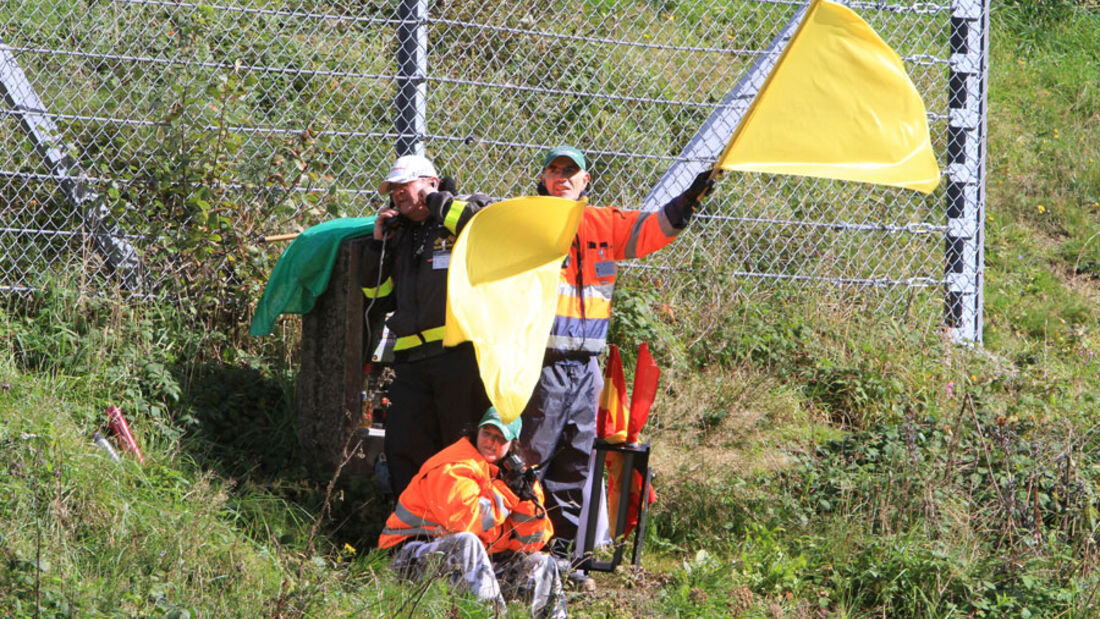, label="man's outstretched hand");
[683,169,716,205]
